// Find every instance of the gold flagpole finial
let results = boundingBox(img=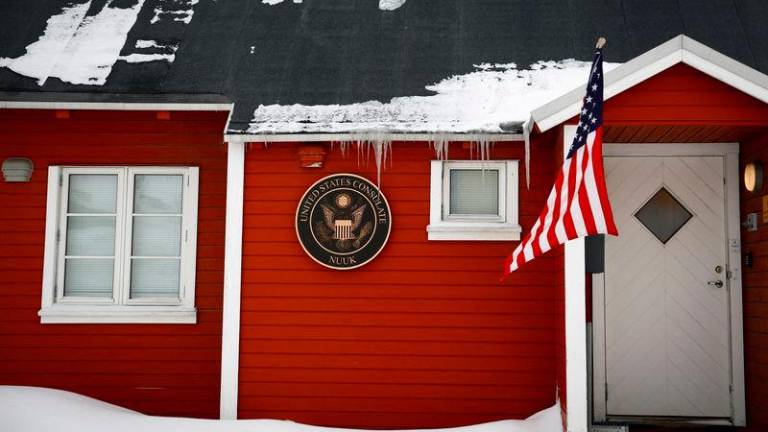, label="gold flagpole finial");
[596,37,607,49]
